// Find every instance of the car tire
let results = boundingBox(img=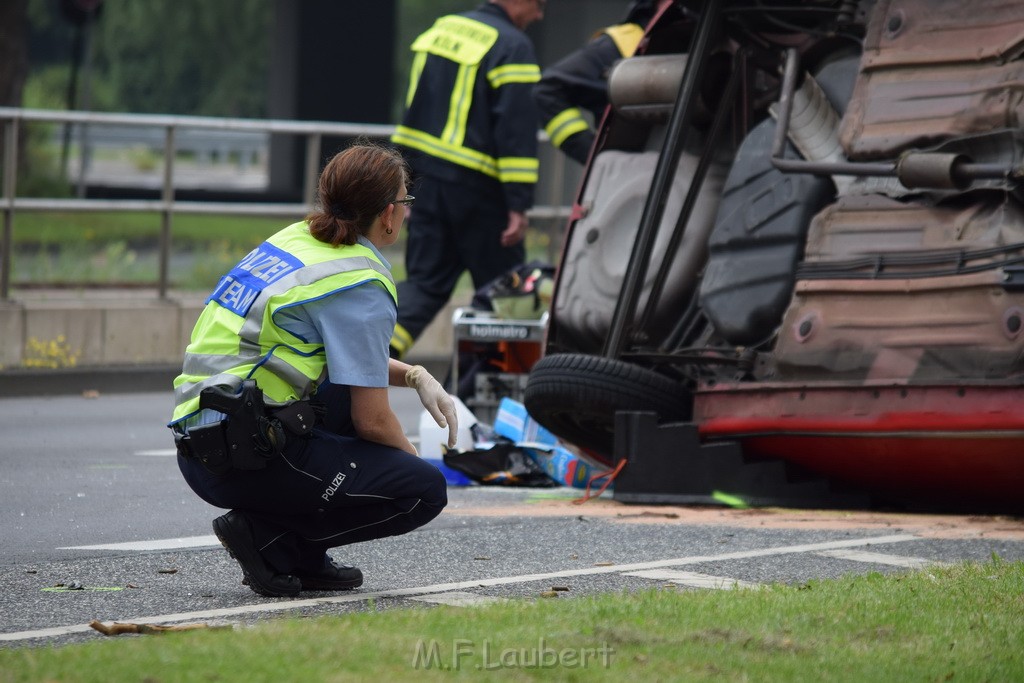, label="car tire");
[524,353,692,463]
